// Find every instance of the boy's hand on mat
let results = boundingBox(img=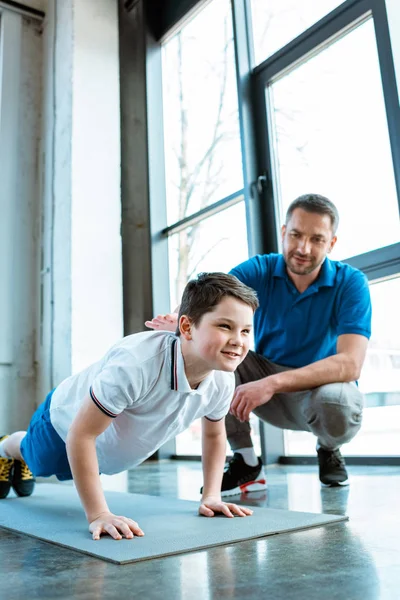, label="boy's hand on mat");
[144,313,178,332]
[89,511,145,541]
[199,497,253,518]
